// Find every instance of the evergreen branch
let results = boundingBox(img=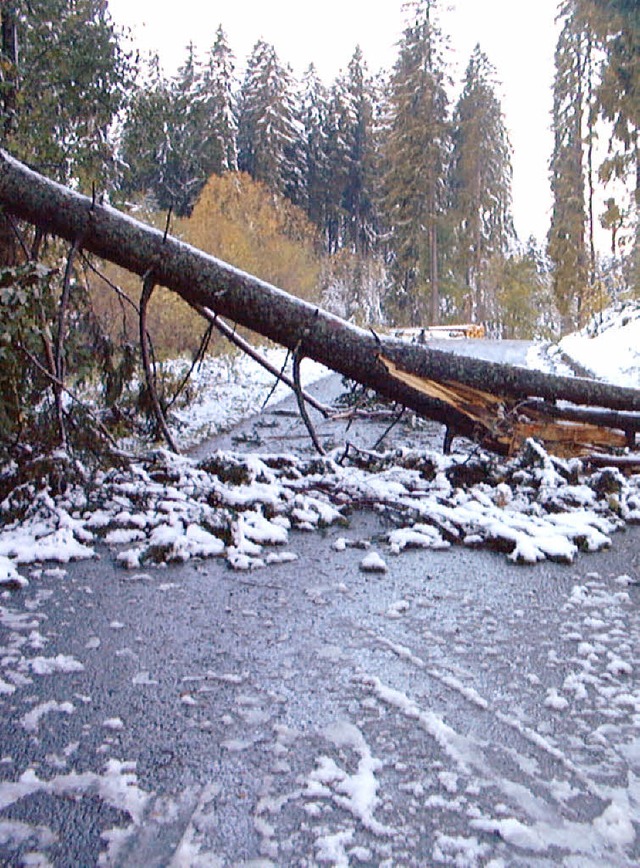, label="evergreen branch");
[16,343,126,454]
